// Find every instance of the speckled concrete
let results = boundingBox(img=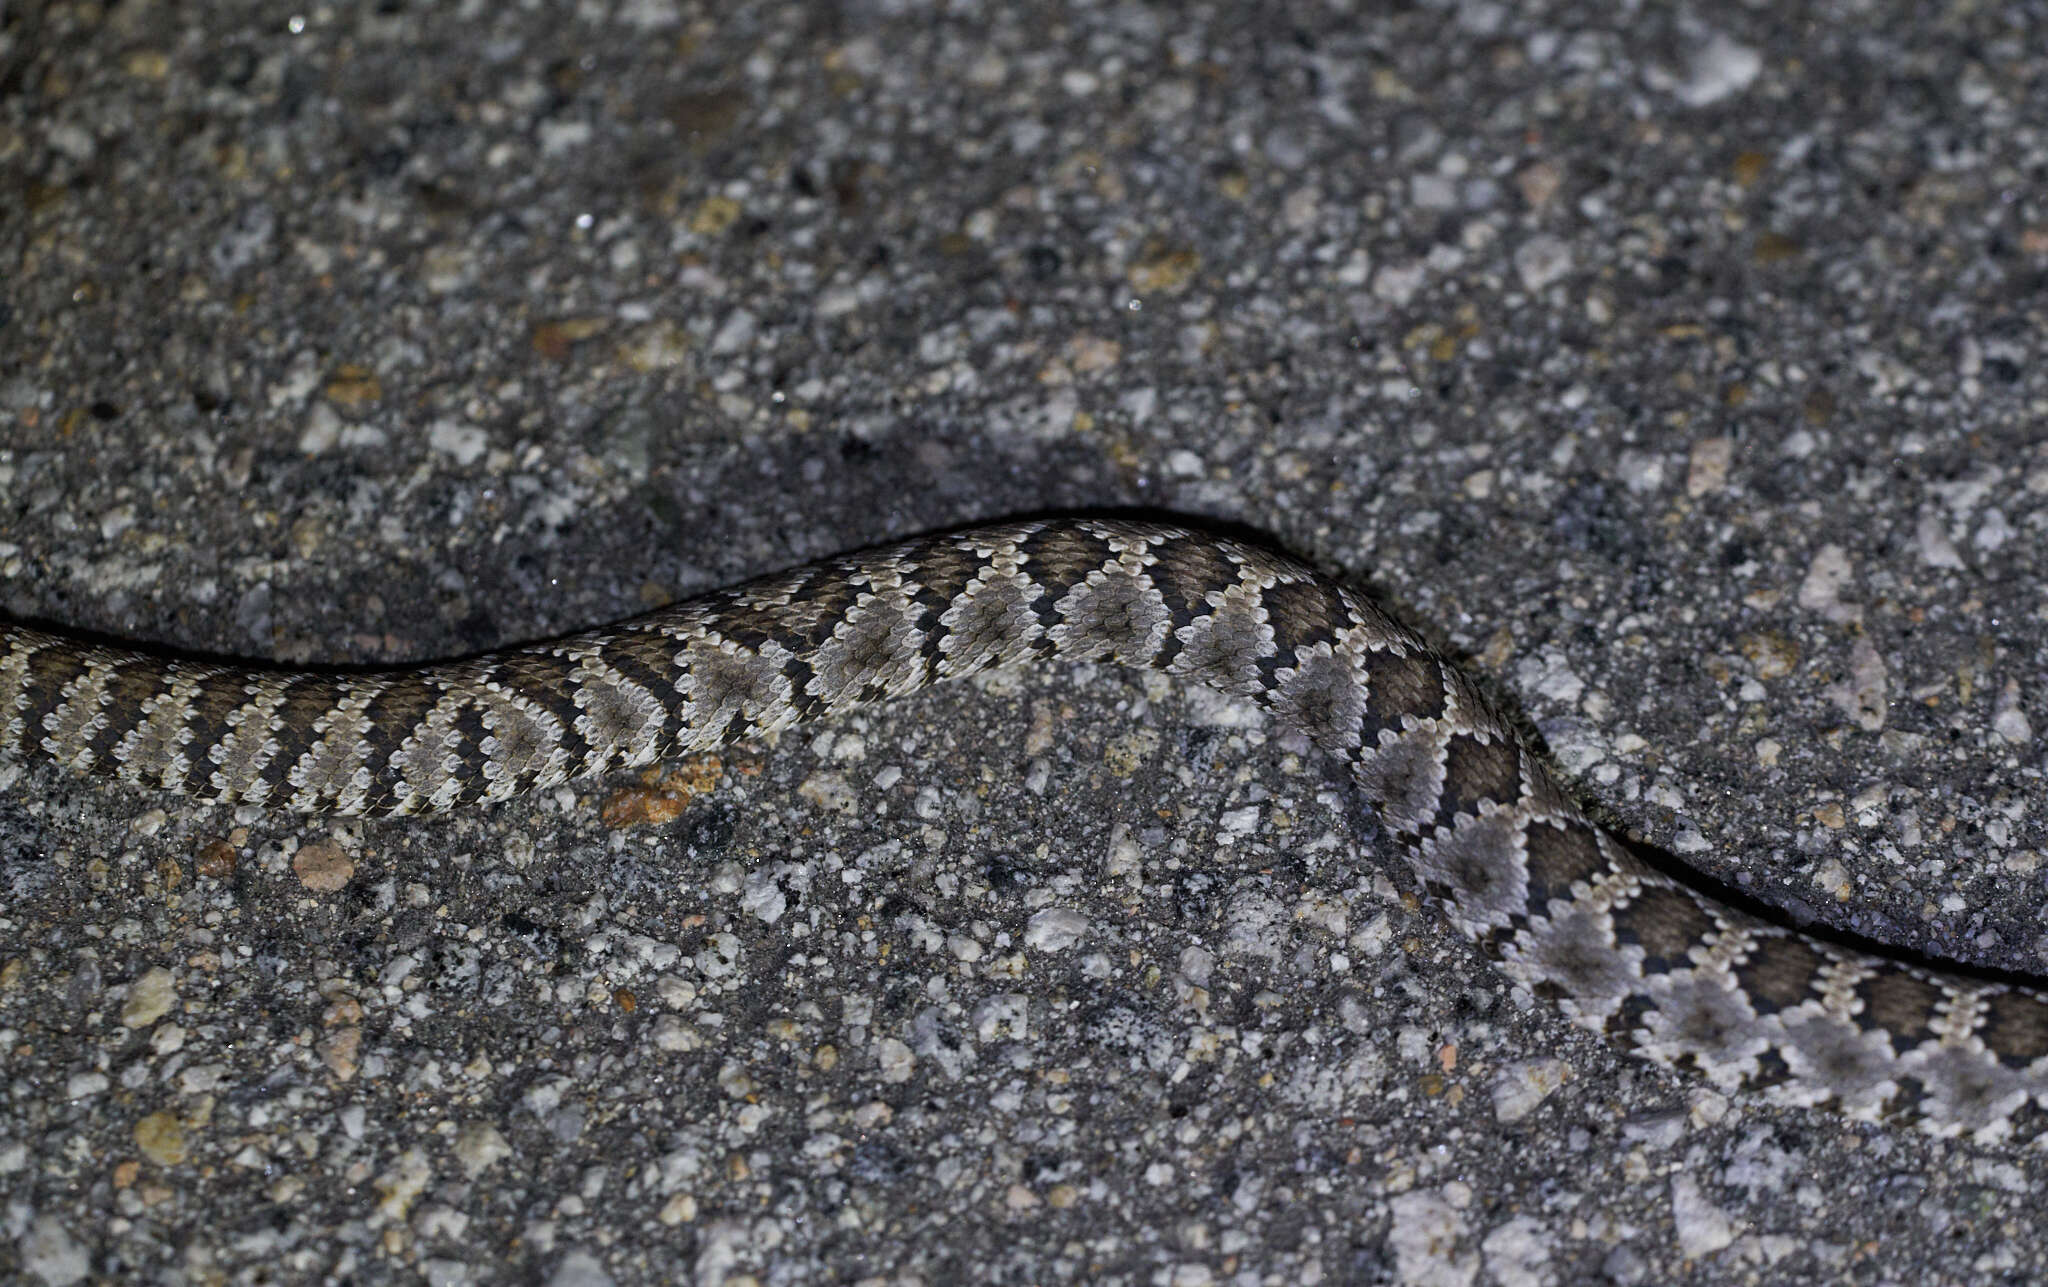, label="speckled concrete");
[4,2,2048,1284]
